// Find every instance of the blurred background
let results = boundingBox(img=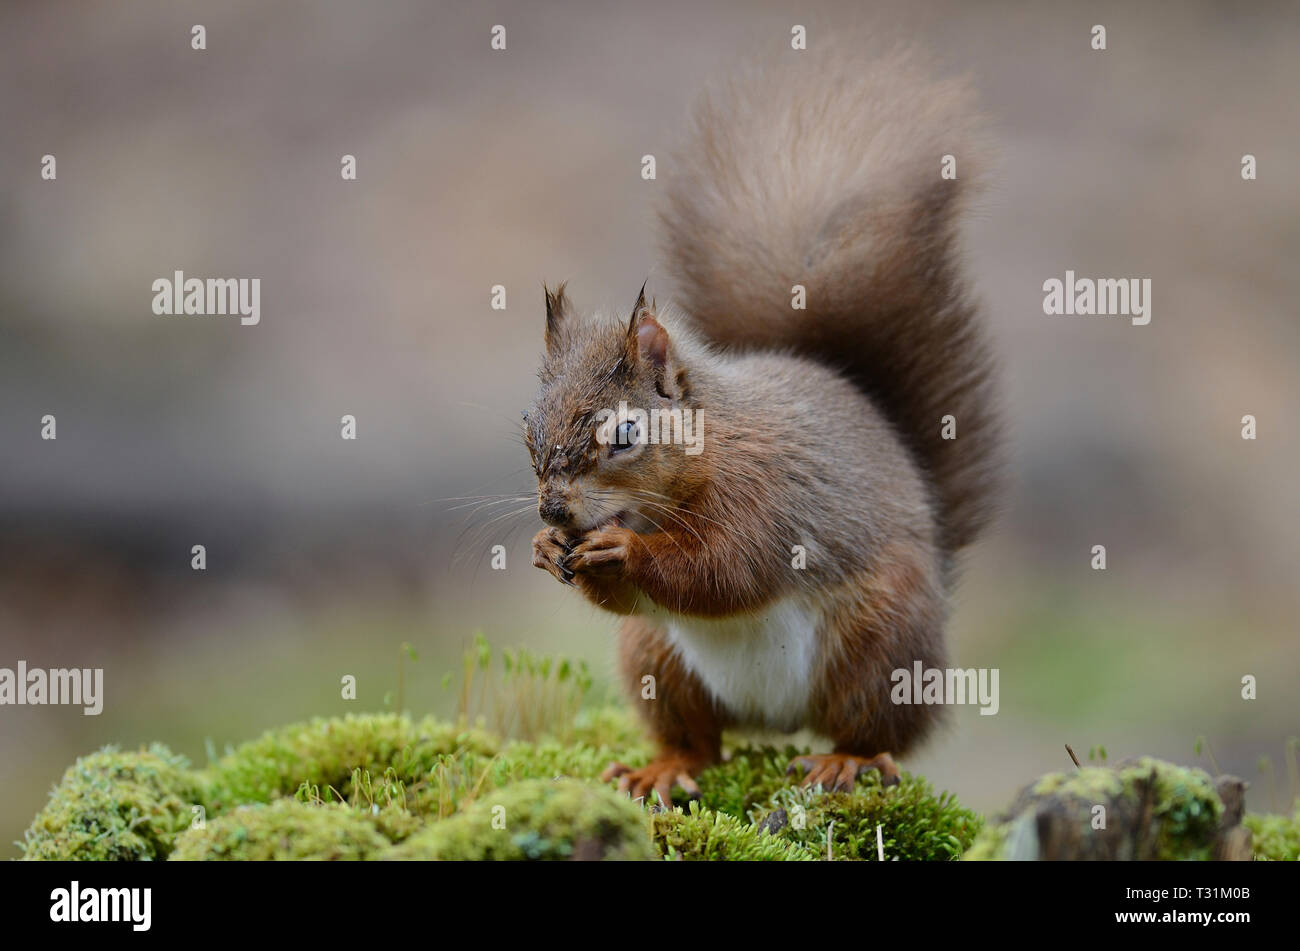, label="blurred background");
[1,0,1297,857]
